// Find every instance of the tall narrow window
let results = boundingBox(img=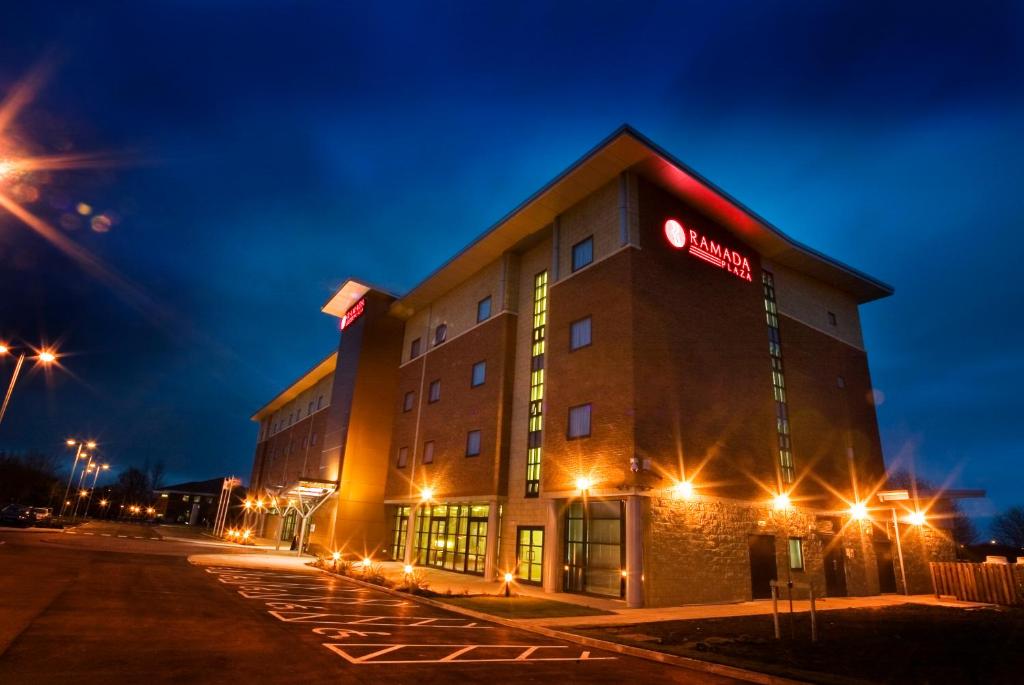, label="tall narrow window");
[571,236,594,272]
[466,430,481,457]
[428,379,441,403]
[477,296,492,323]
[422,440,435,464]
[788,537,804,570]
[763,271,795,484]
[410,338,422,359]
[403,391,415,412]
[570,316,592,351]
[434,324,447,346]
[525,271,548,497]
[396,446,409,468]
